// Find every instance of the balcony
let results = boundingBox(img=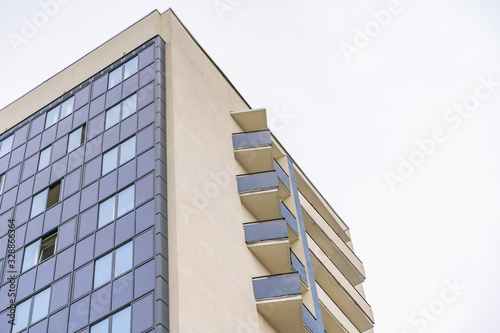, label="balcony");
[244,220,290,274]
[233,131,273,173]
[230,108,267,132]
[308,235,374,332]
[237,171,290,220]
[252,273,303,333]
